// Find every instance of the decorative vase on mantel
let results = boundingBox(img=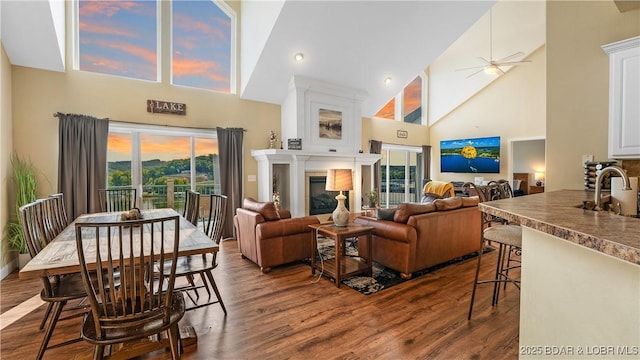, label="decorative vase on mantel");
[269,130,277,149]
